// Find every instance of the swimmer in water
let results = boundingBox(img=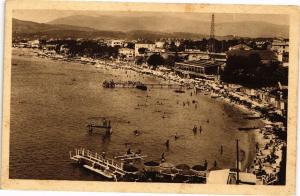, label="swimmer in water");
[175,132,179,140]
[193,126,197,134]
[220,145,223,155]
[165,140,170,149]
